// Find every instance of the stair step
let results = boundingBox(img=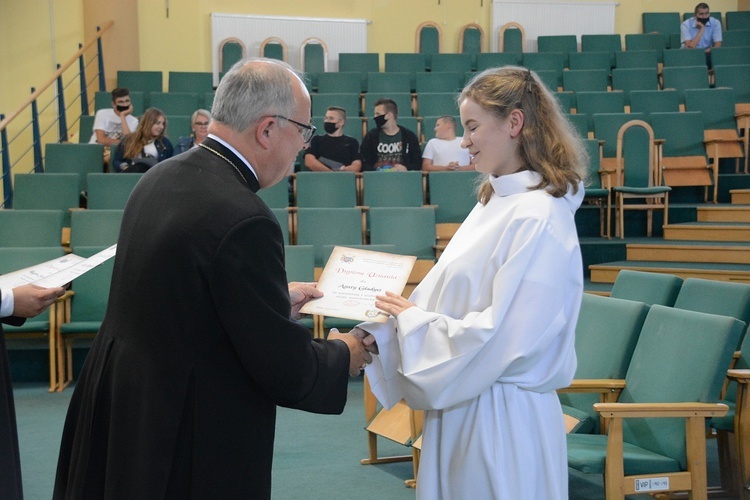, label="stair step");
[730,189,750,205]
[663,222,750,242]
[589,260,750,284]
[696,205,750,223]
[626,240,750,264]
